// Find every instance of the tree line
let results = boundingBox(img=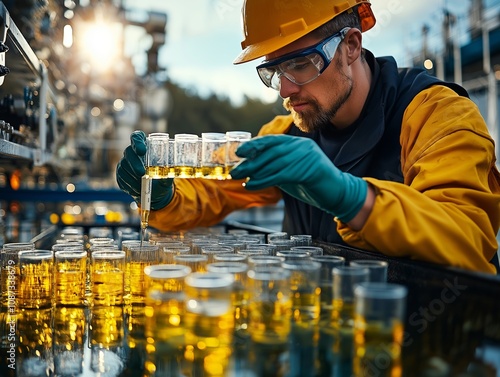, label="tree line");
[165,81,288,136]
